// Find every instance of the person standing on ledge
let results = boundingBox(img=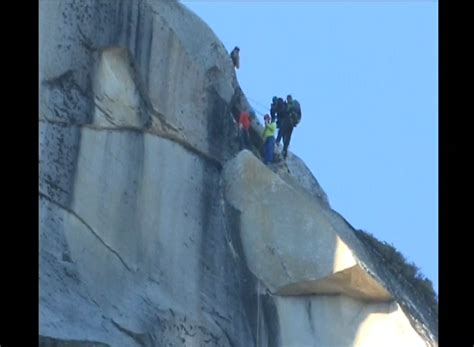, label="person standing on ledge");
[261,114,276,165]
[279,94,302,159]
[275,97,288,148]
[230,46,240,69]
[270,96,278,123]
[238,110,251,150]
